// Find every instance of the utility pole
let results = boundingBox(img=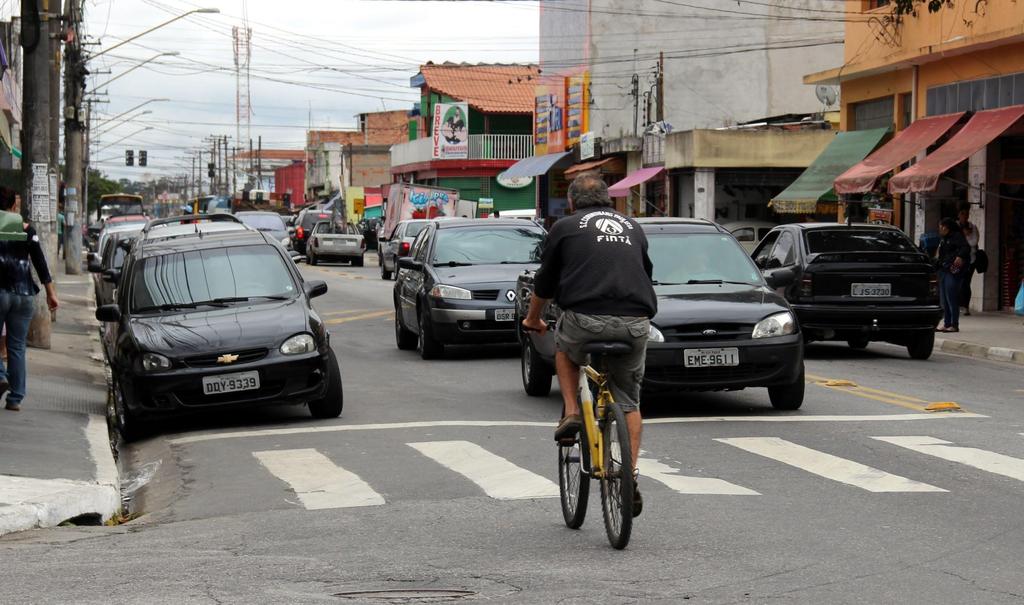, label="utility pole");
[63,0,85,274]
[257,135,262,189]
[20,0,58,348]
[197,150,203,198]
[656,52,664,123]
[221,136,229,197]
